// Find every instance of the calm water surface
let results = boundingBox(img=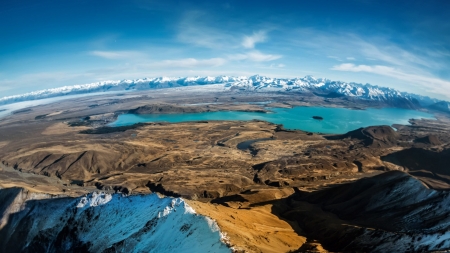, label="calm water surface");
[110,106,435,134]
